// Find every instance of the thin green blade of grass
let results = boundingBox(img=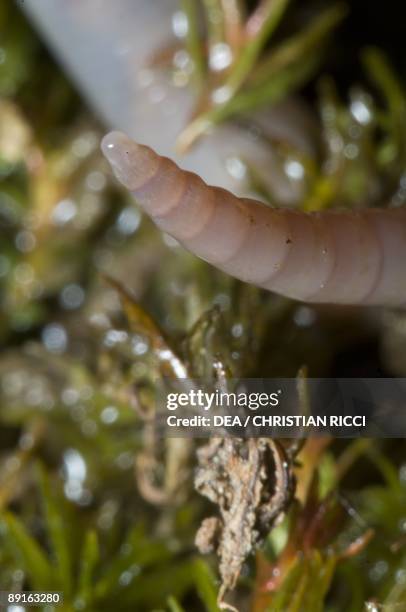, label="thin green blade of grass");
[203,0,225,51]
[298,552,337,612]
[193,558,220,612]
[250,3,348,87]
[267,555,306,611]
[181,0,206,86]
[362,47,406,164]
[76,529,100,607]
[362,47,406,114]
[37,464,73,596]
[167,595,187,612]
[224,0,291,98]
[0,511,54,590]
[335,439,374,483]
[268,552,336,612]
